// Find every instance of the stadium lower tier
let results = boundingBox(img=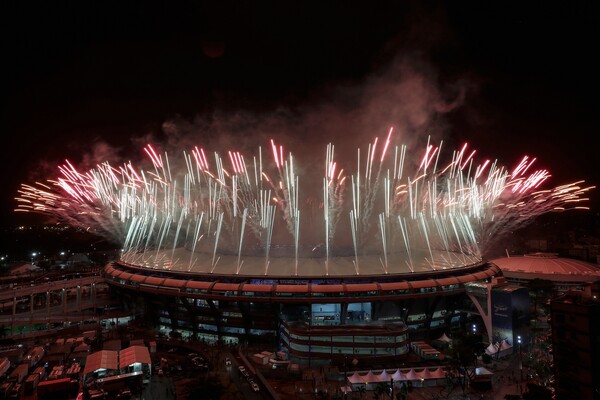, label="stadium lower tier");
[280,320,411,362]
[103,260,501,360]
